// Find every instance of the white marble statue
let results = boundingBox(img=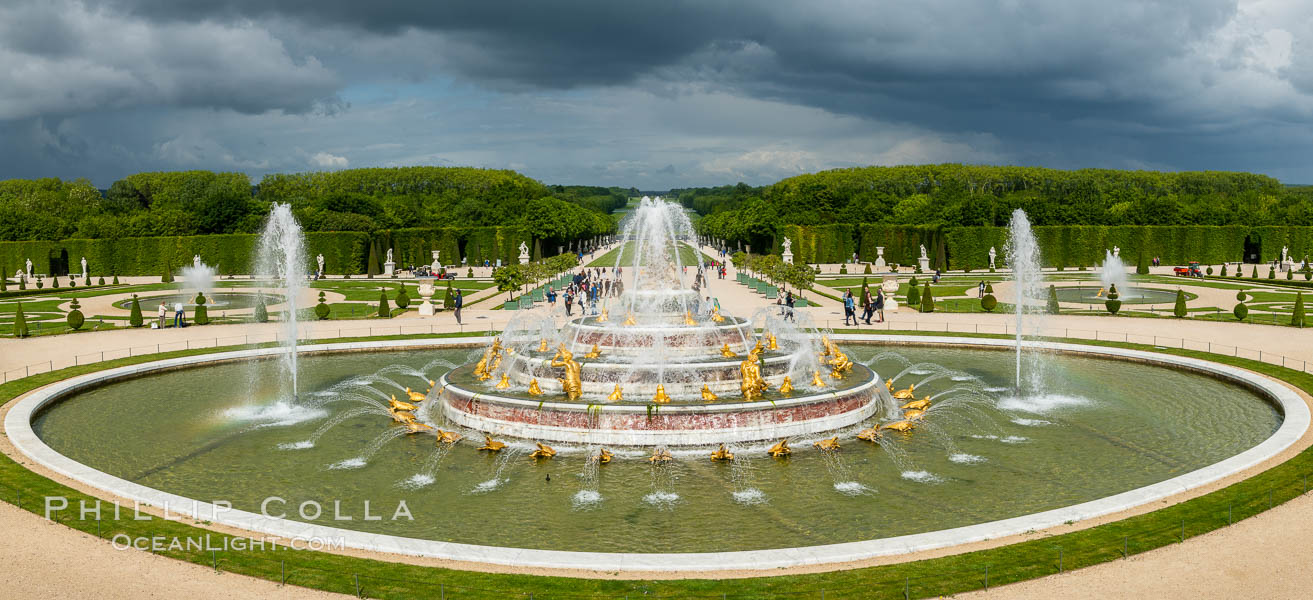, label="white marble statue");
[519,241,530,257]
[80,256,88,280]
[988,246,997,269]
[193,254,202,269]
[25,258,32,279]
[316,254,325,275]
[1282,245,1290,264]
[385,248,393,264]
[1113,246,1120,257]
[14,269,23,282]
[919,244,928,260]
[781,237,792,254]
